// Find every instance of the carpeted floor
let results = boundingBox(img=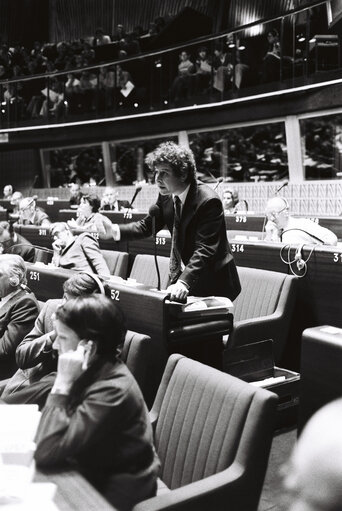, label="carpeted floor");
[258,427,297,511]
